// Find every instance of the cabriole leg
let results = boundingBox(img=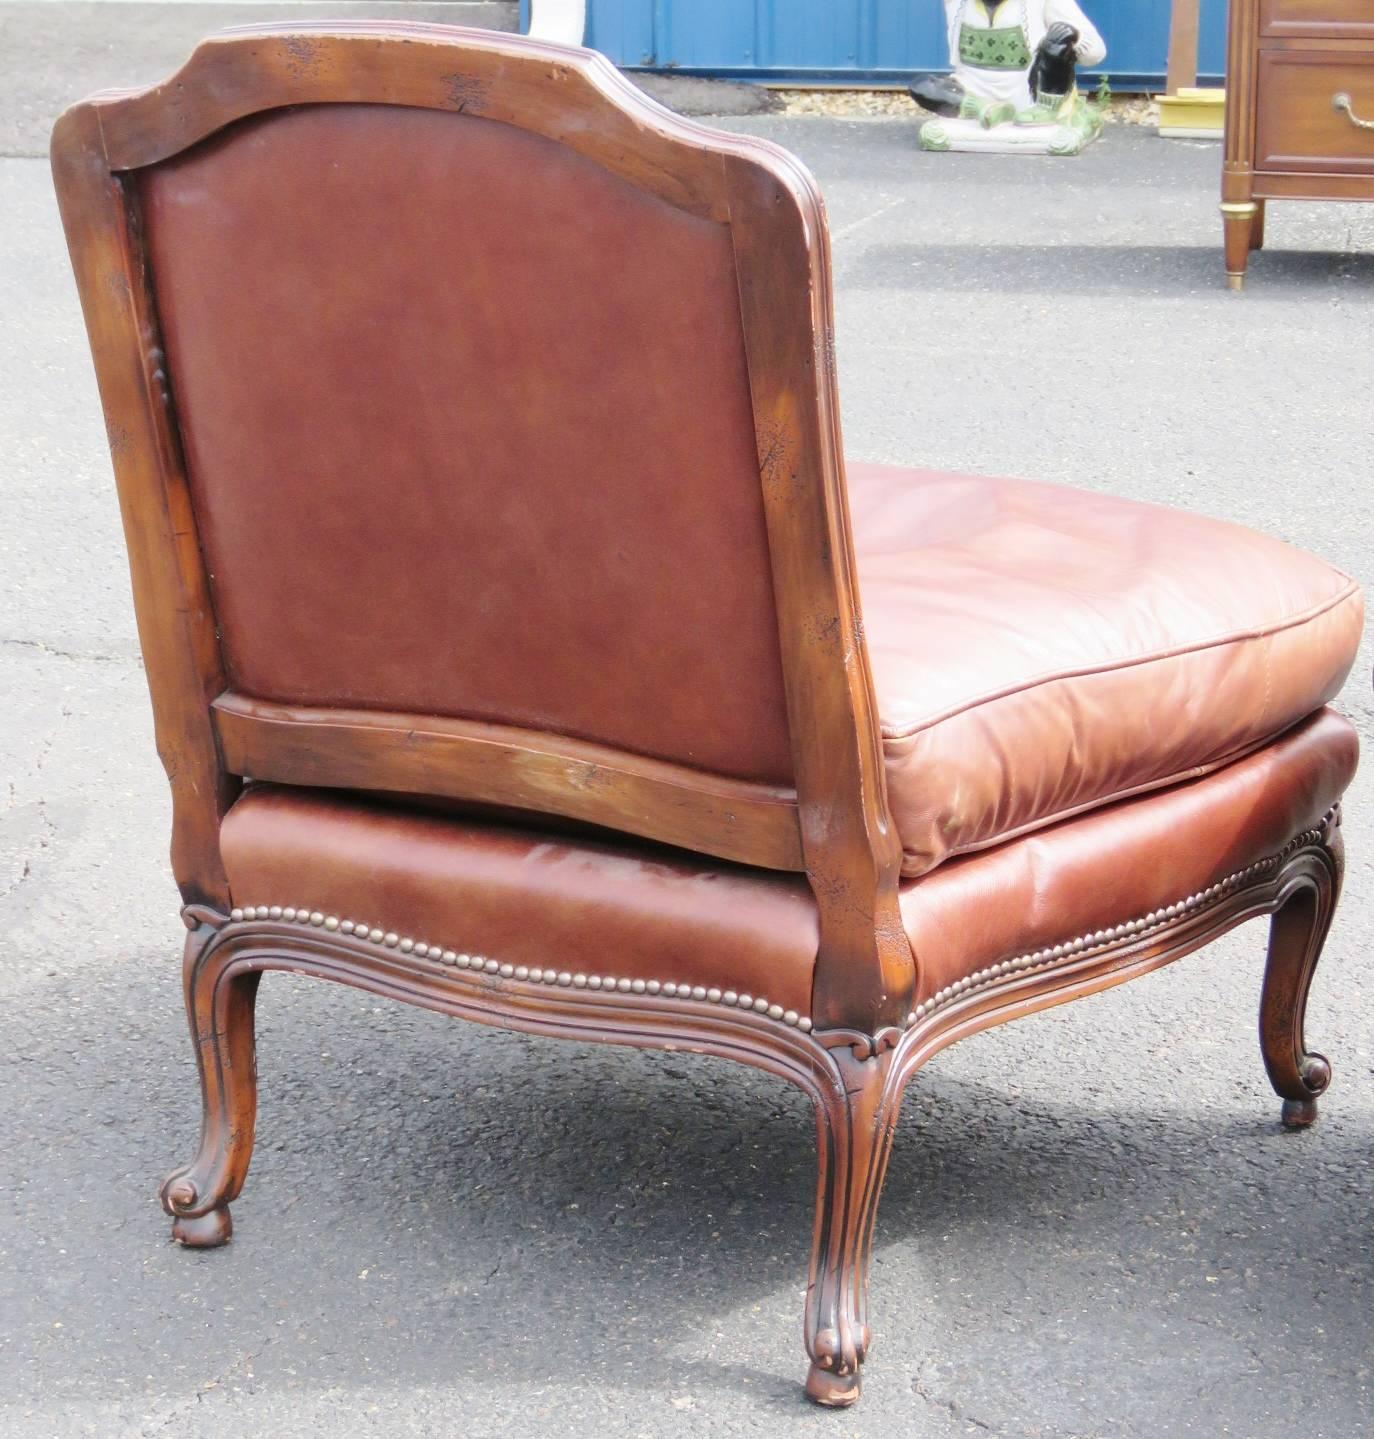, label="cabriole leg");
[804,1042,901,1407]
[160,920,260,1246]
[1260,822,1343,1129]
